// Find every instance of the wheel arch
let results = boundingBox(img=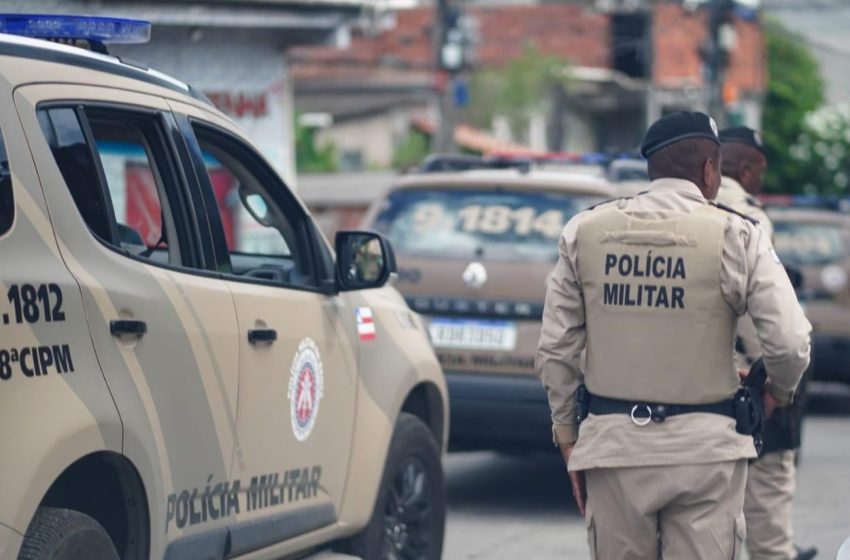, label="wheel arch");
[400,381,446,449]
[37,451,150,560]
